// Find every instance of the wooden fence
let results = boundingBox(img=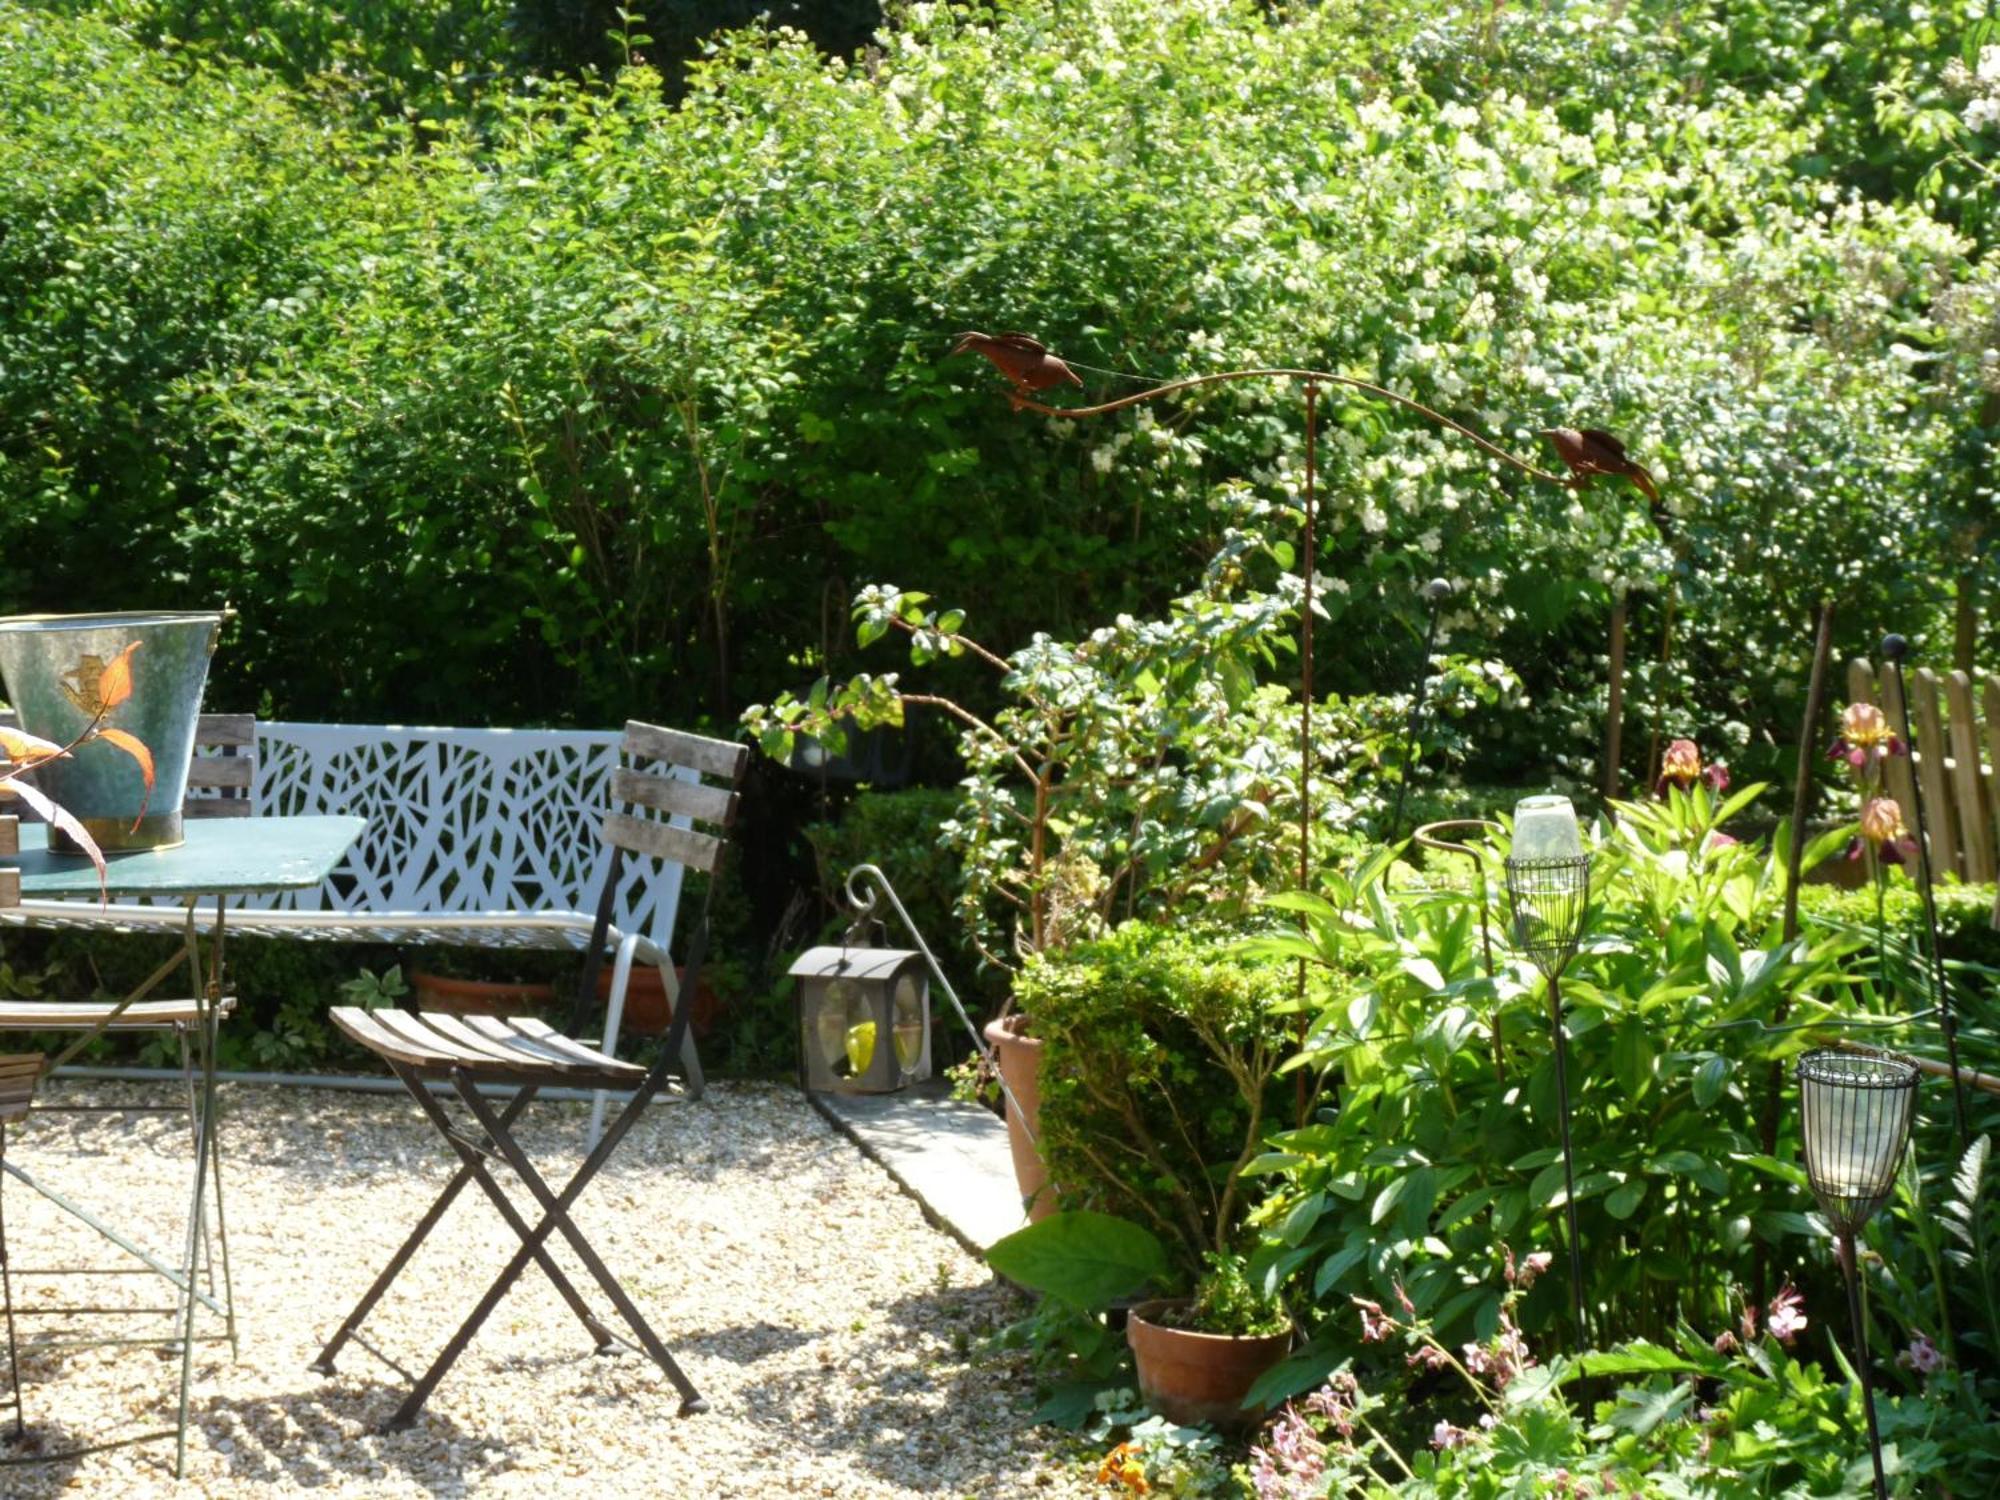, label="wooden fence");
[1845,661,2000,915]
